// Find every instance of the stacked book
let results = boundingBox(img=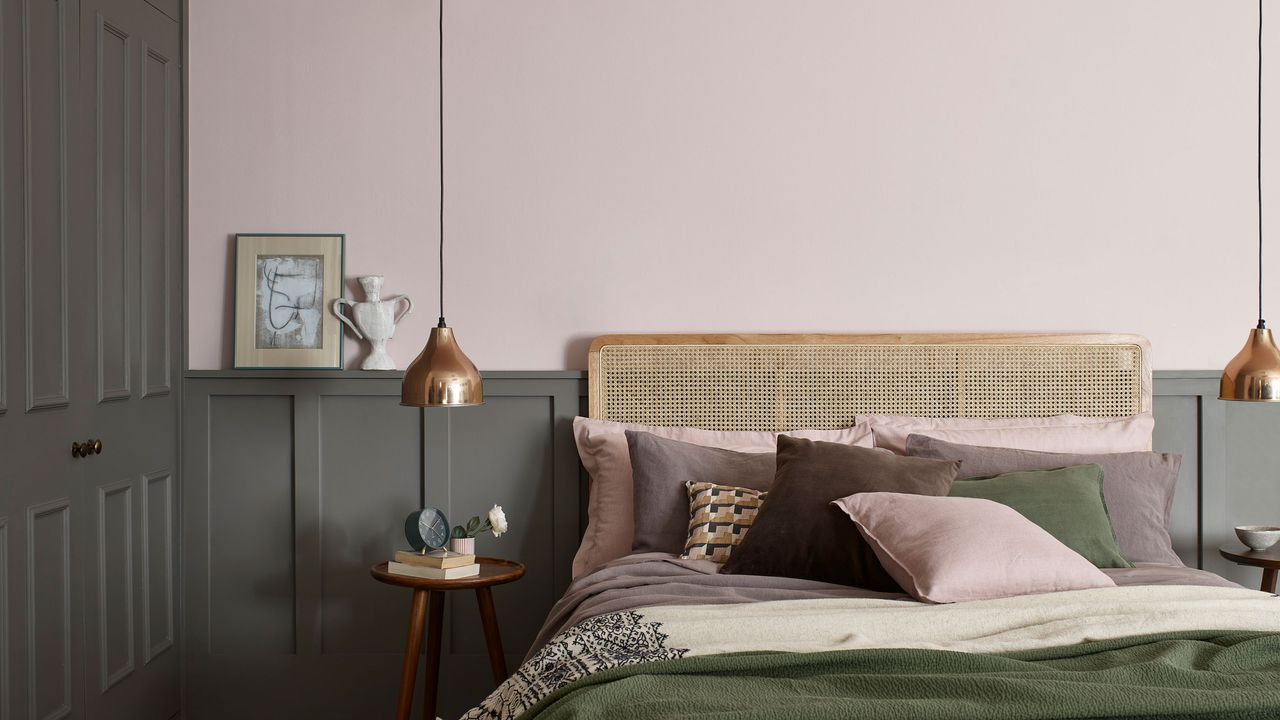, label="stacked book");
[388,549,480,579]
